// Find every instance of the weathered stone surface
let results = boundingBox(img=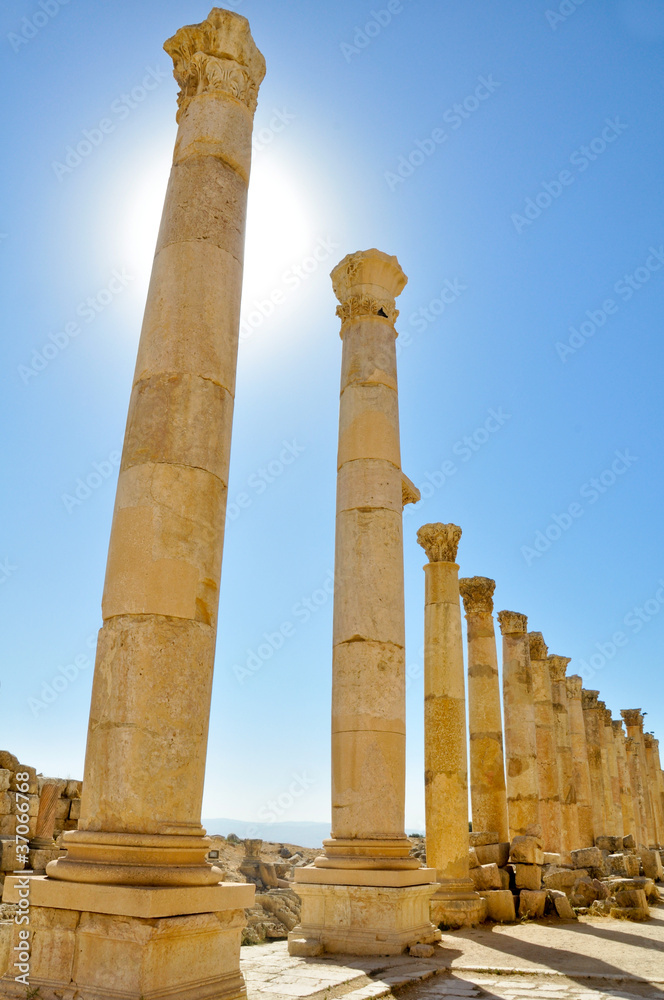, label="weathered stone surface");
[543,852,562,866]
[548,889,577,920]
[596,835,623,853]
[510,836,544,865]
[479,889,516,923]
[543,868,578,892]
[571,846,602,869]
[641,849,664,881]
[518,889,546,918]
[469,863,502,891]
[514,864,542,891]
[623,833,635,849]
[475,843,510,867]
[610,905,650,921]
[614,888,648,909]
[469,831,500,848]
